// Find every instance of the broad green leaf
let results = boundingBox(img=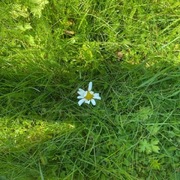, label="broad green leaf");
[11,4,29,18]
[30,0,49,18]
[150,139,160,153]
[17,23,32,31]
[150,159,161,170]
[147,124,160,135]
[139,139,151,154]
[139,139,160,154]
